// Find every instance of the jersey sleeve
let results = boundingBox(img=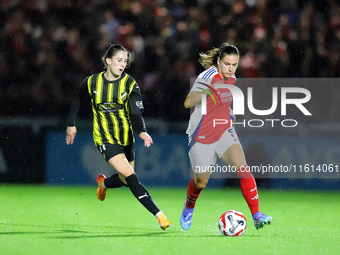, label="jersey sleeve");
[130,114,147,133]
[67,77,89,126]
[190,66,224,93]
[189,77,204,93]
[128,81,144,115]
[190,74,223,94]
[128,81,147,133]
